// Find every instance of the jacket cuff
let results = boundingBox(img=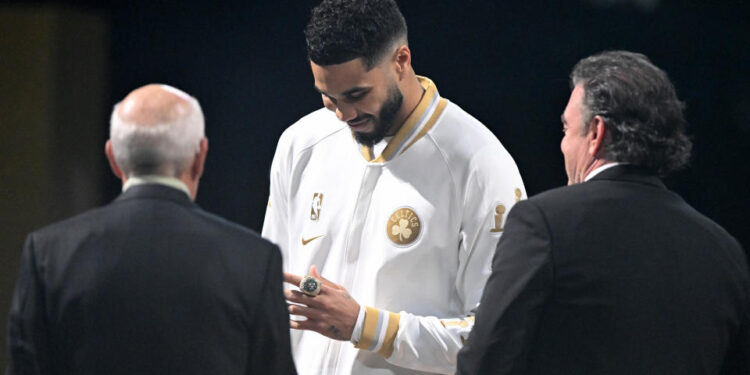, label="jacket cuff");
[353,306,400,358]
[349,305,366,345]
